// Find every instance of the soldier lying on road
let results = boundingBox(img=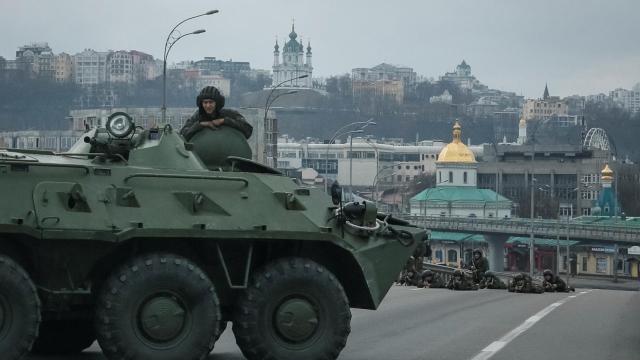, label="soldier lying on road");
[507,273,544,293]
[421,270,447,288]
[479,271,507,289]
[542,269,575,292]
[447,269,479,290]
